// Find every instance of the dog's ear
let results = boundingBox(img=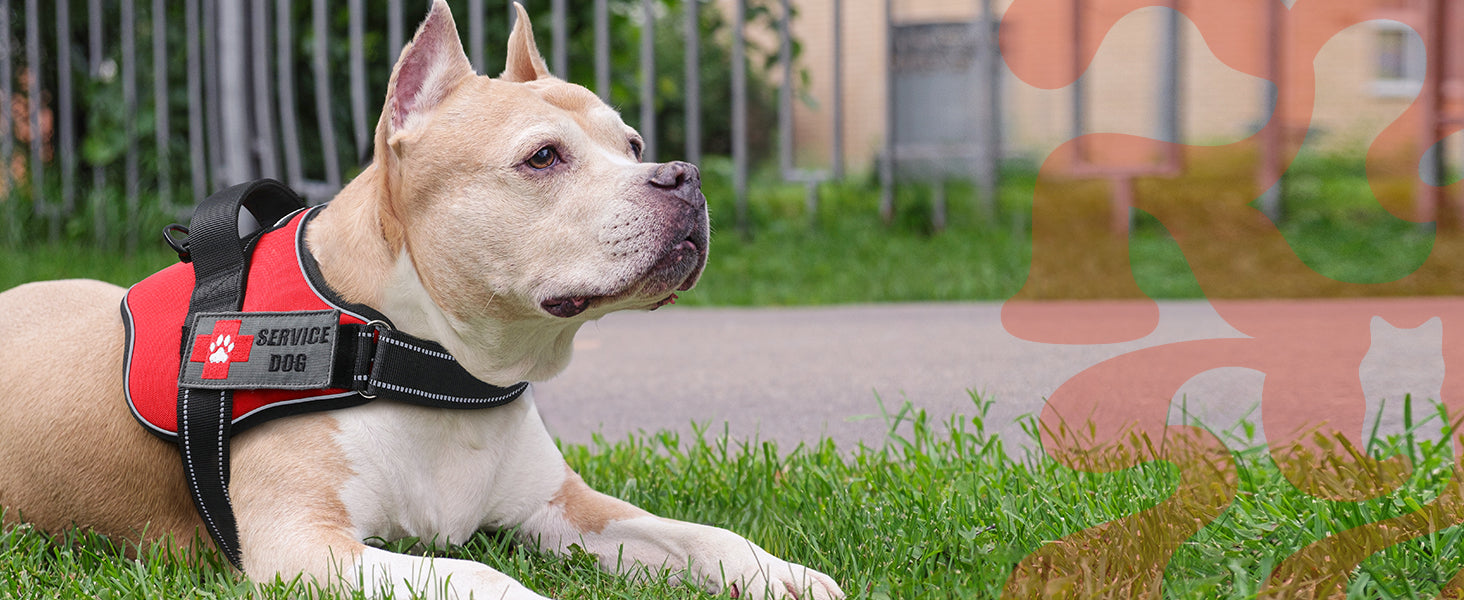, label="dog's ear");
[501,3,551,83]
[384,0,474,138]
